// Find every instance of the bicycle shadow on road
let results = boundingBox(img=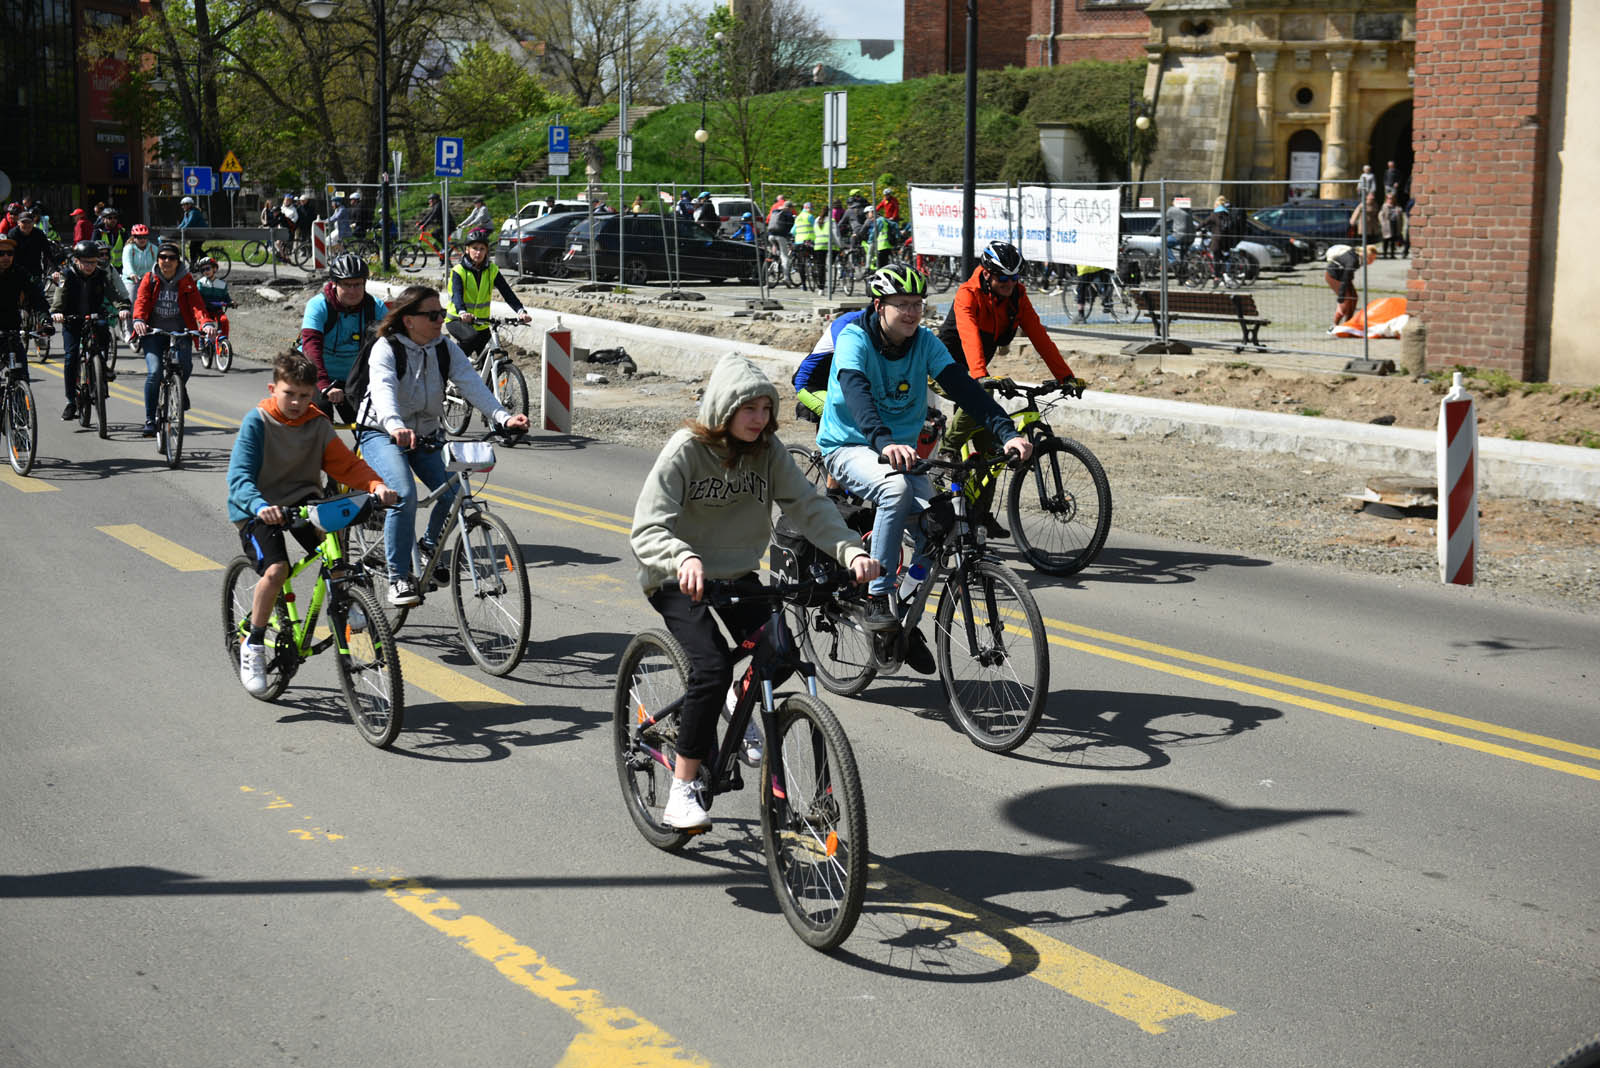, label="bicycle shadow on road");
[519,542,619,569]
[1014,688,1283,771]
[1009,541,1272,589]
[395,697,603,762]
[18,451,230,481]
